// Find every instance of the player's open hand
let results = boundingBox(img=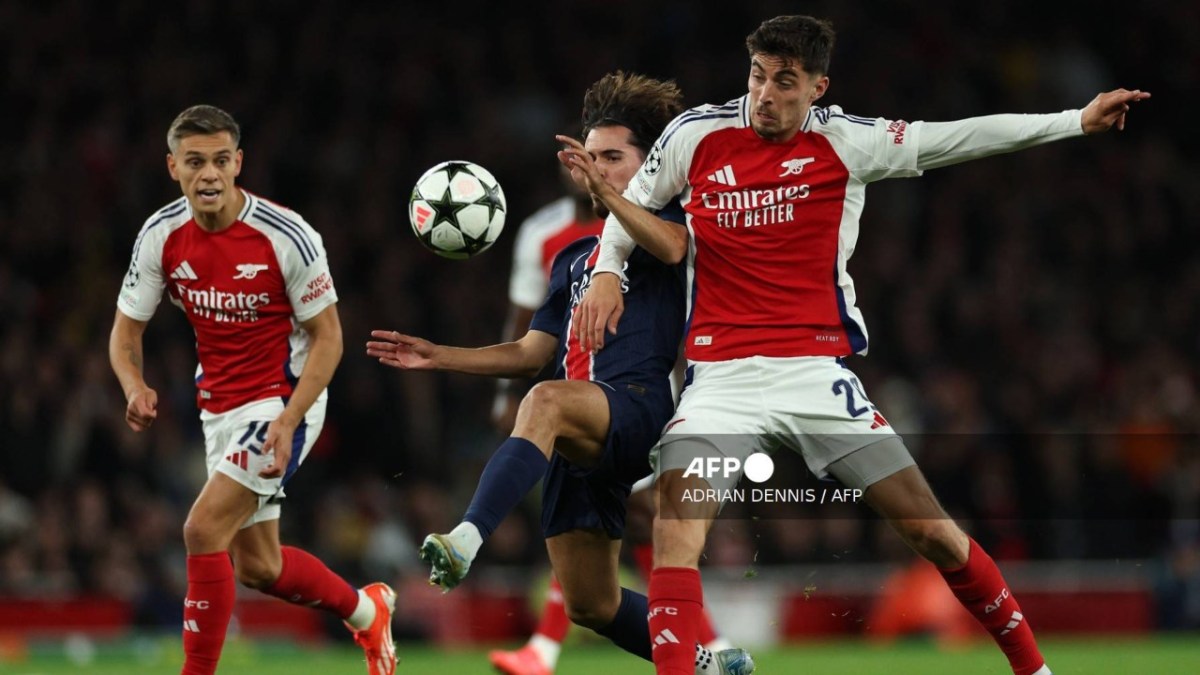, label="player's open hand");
[556,135,610,200]
[259,415,296,479]
[125,386,158,432]
[574,272,624,351]
[367,330,440,370]
[1081,88,1151,134]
